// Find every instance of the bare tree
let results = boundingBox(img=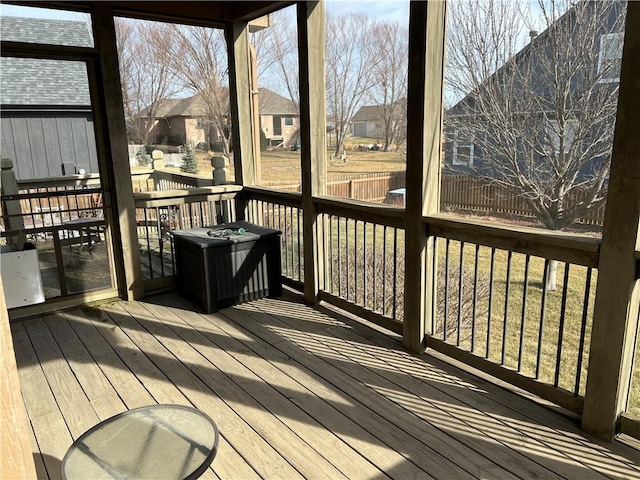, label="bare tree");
[446,0,625,288]
[166,25,231,155]
[115,18,179,144]
[326,13,378,157]
[367,20,408,152]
